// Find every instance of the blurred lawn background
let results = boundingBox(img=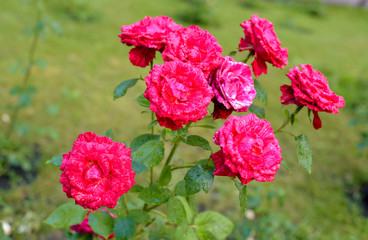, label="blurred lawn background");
[1,0,368,239]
